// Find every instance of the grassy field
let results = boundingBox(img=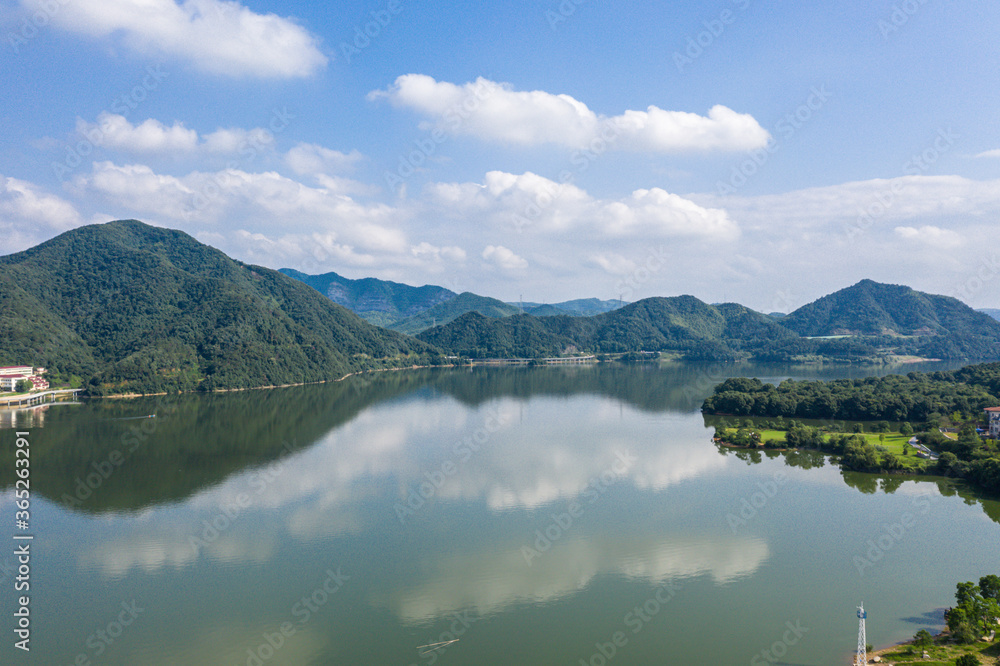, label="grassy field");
[722,428,928,470]
[875,637,998,664]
